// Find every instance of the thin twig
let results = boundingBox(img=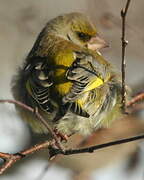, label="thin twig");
[51,134,144,157]
[0,99,64,151]
[0,141,53,175]
[121,0,132,112]
[0,134,144,174]
[126,92,144,107]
